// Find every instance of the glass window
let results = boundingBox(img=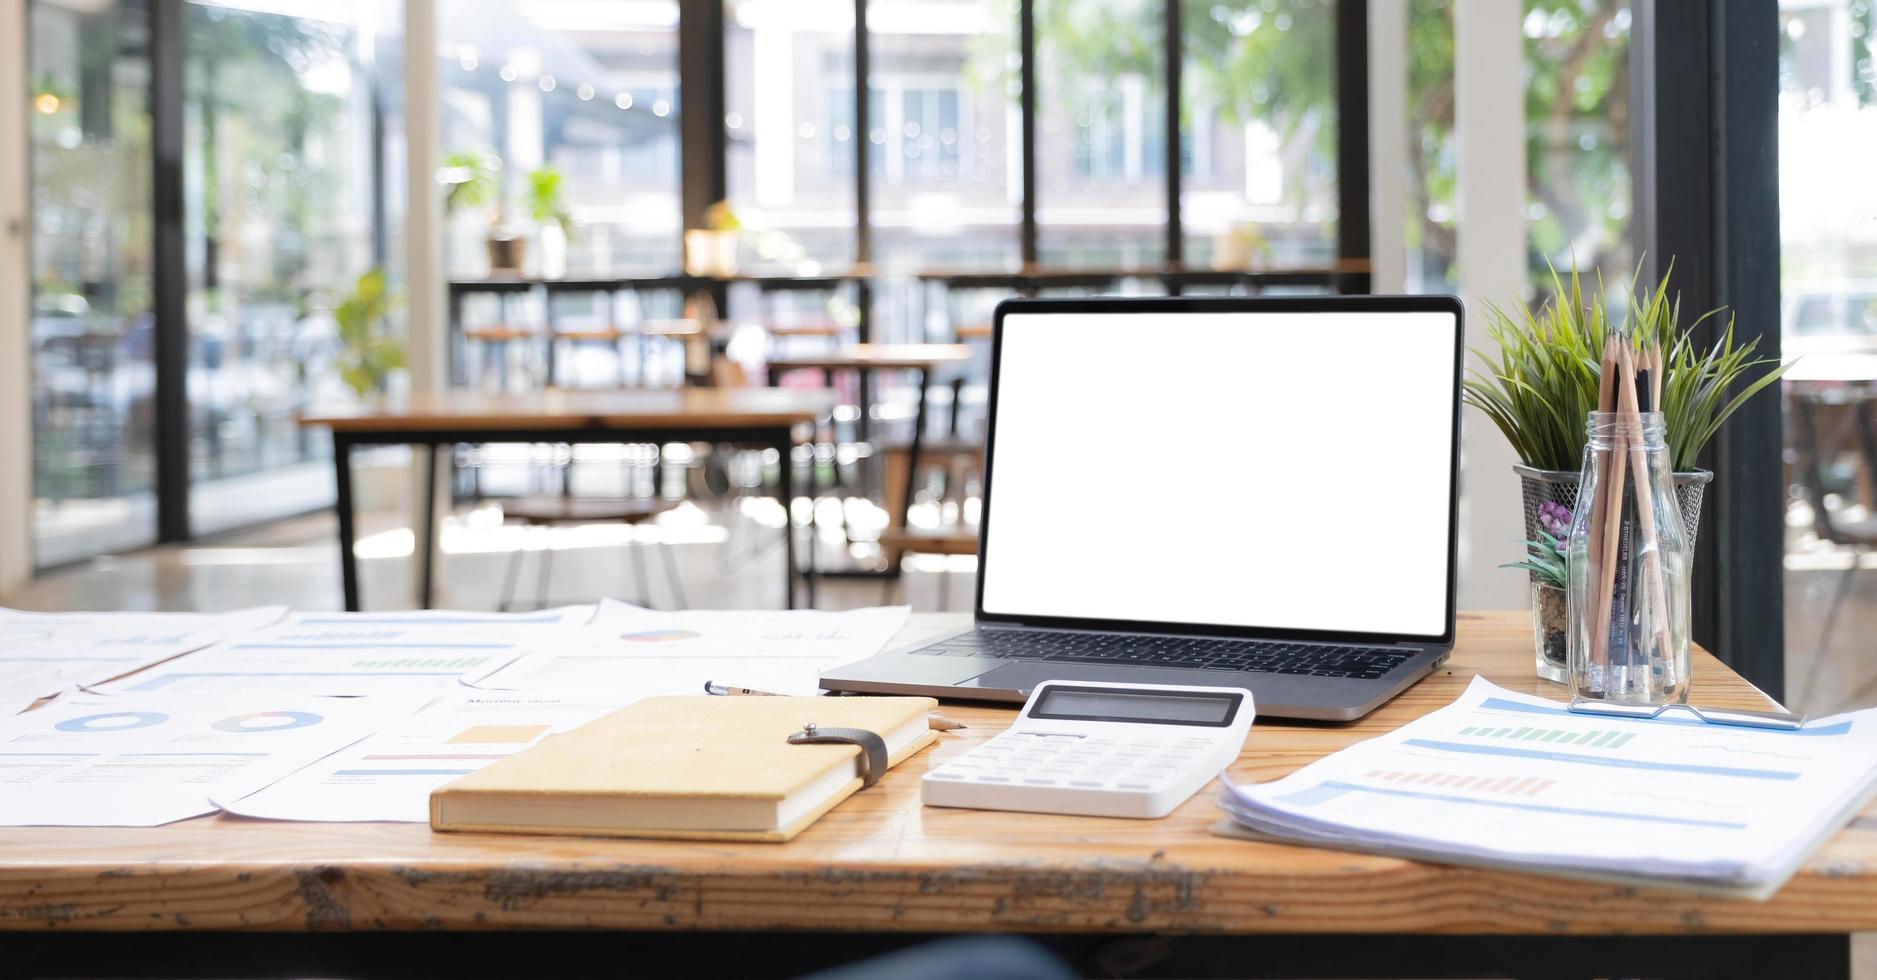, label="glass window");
[726,0,858,273]
[1522,0,1632,297]
[183,0,392,534]
[439,0,682,277]
[1778,0,1877,712]
[1404,0,1456,293]
[1034,0,1167,269]
[29,0,157,567]
[1400,0,1633,300]
[1181,0,1339,268]
[870,0,1022,340]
